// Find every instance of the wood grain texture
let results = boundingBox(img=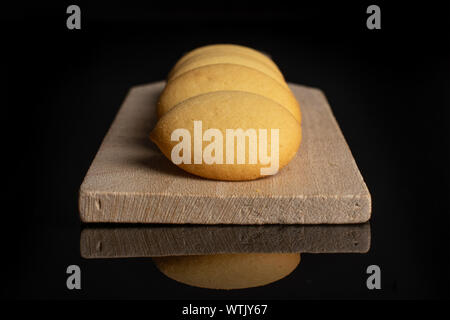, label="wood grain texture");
[79,81,371,224]
[80,223,370,258]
